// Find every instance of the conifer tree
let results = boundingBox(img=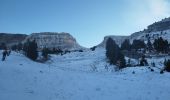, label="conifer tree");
[106,38,118,64]
[0,42,6,50]
[131,40,146,50]
[153,37,169,53]
[106,38,126,69]
[23,39,38,61]
[121,39,131,51]
[42,47,48,59]
[17,42,23,51]
[164,59,170,72]
[147,39,153,52]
